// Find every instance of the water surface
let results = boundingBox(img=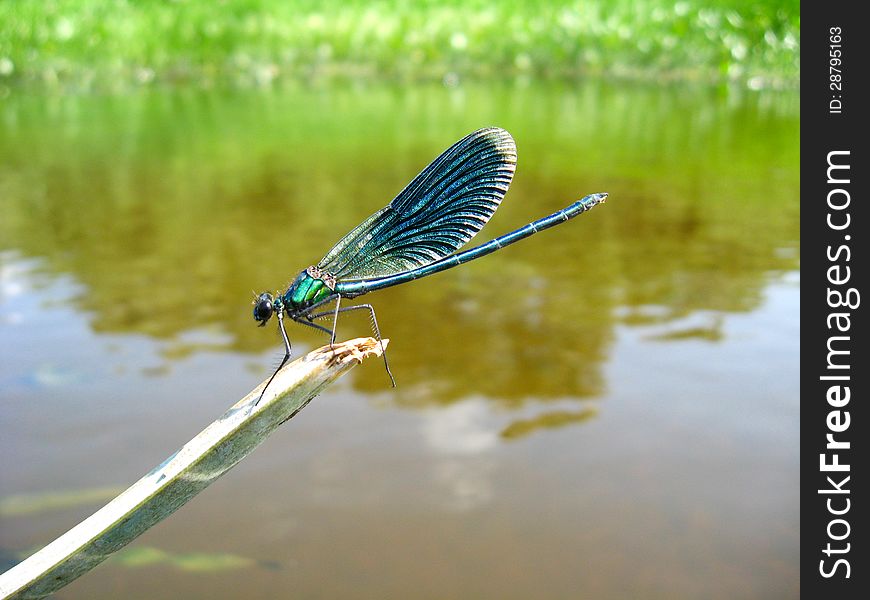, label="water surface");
[0,81,799,599]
